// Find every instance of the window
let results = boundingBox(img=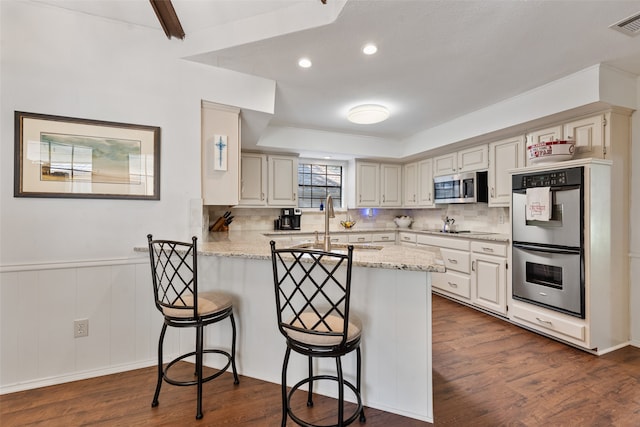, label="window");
[298,162,343,208]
